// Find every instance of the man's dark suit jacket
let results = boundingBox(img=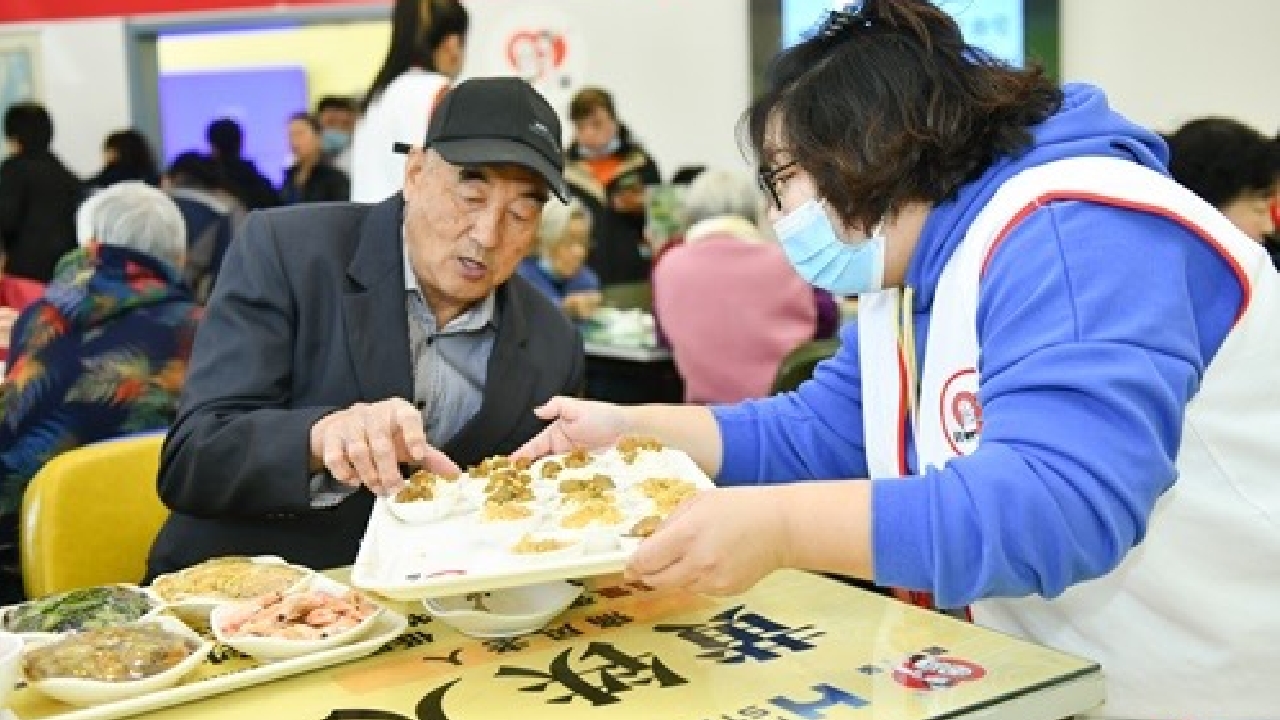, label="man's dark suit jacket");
[147,195,585,576]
